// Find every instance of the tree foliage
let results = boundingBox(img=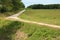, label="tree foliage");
[12,0,25,11]
[0,0,25,13]
[27,4,60,9]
